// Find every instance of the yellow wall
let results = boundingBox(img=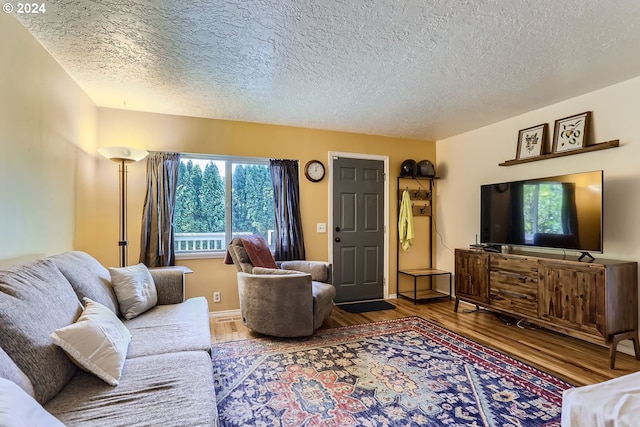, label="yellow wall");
[0,11,436,311]
[94,108,436,311]
[0,13,98,266]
